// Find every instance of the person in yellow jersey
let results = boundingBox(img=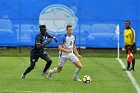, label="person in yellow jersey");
[124,20,136,71]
